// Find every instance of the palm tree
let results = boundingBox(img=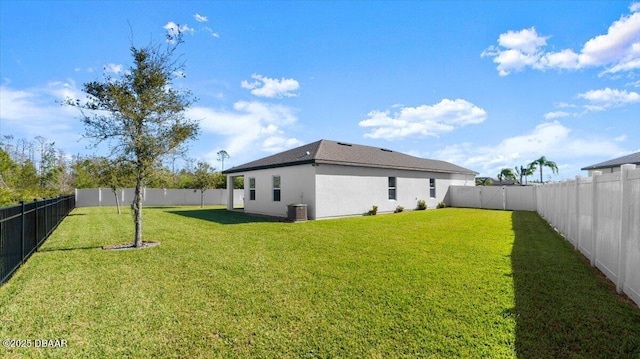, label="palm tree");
[497,168,517,183]
[216,150,230,171]
[528,156,558,183]
[515,164,536,185]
